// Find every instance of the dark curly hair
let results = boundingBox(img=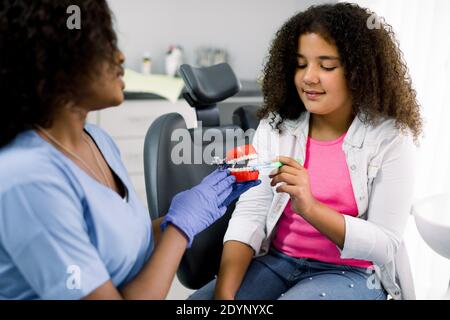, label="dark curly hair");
[258,2,422,140]
[0,0,118,147]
